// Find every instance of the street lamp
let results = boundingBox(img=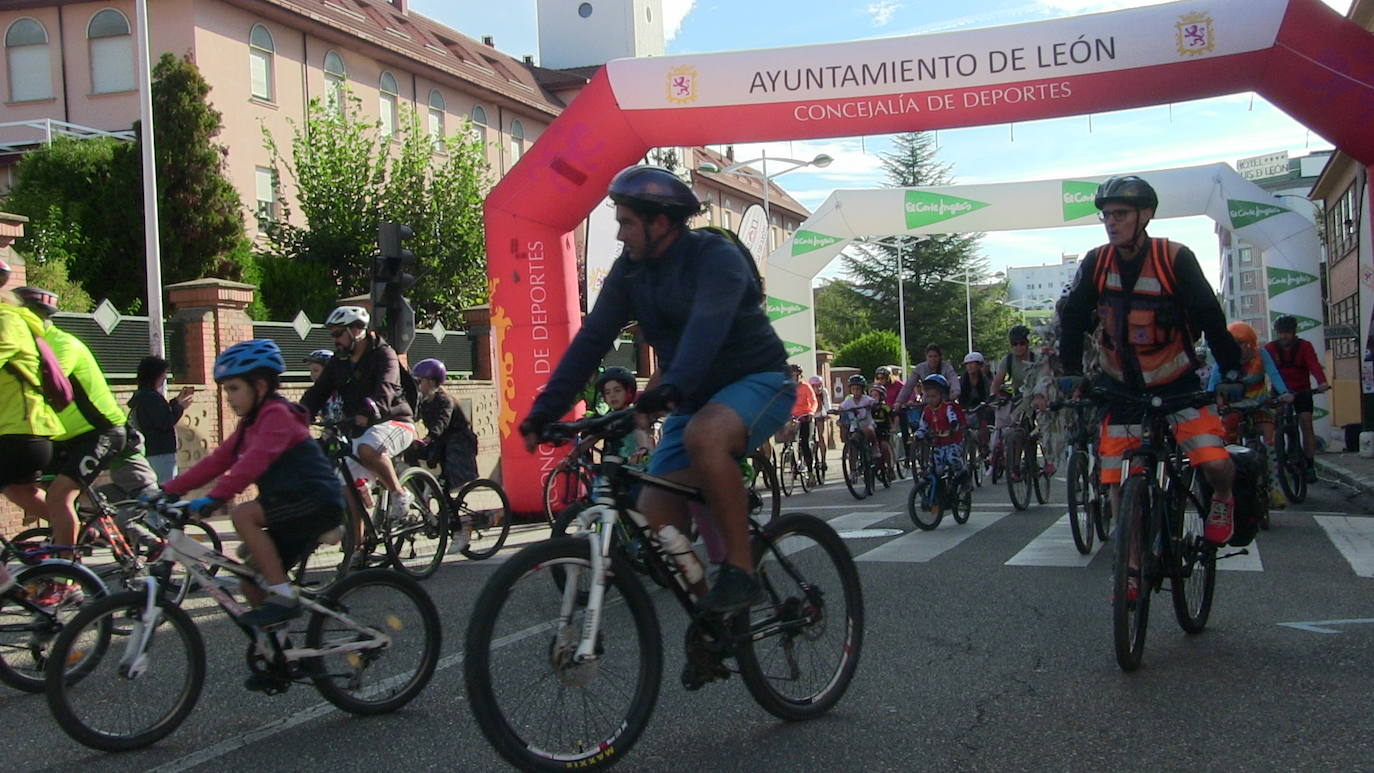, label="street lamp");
[939,269,1003,353]
[697,150,833,249]
[855,235,930,376]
